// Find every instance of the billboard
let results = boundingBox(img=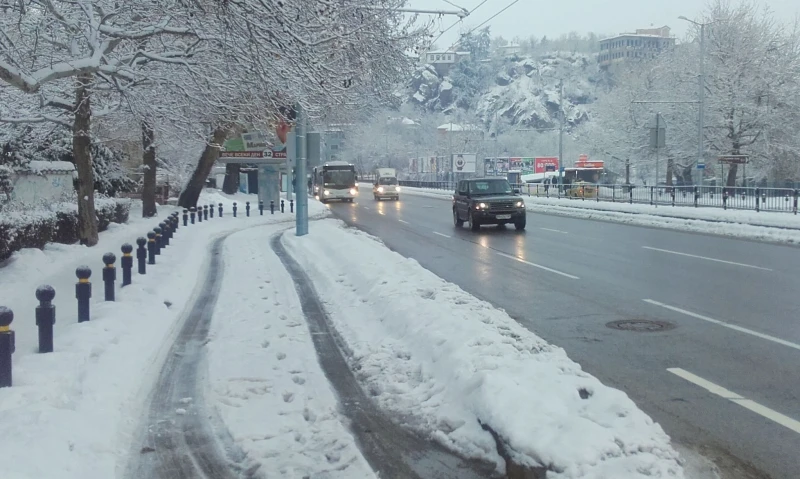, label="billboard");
[534,157,559,174]
[452,154,476,173]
